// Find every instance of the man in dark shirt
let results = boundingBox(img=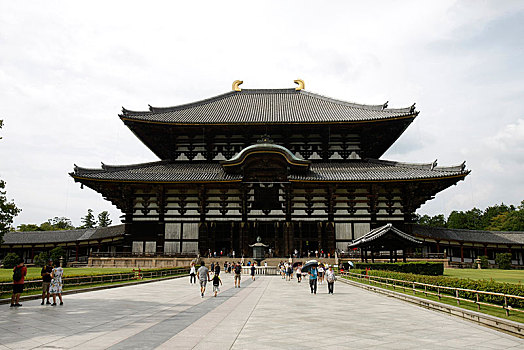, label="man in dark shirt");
[41,260,53,305]
[11,258,27,307]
